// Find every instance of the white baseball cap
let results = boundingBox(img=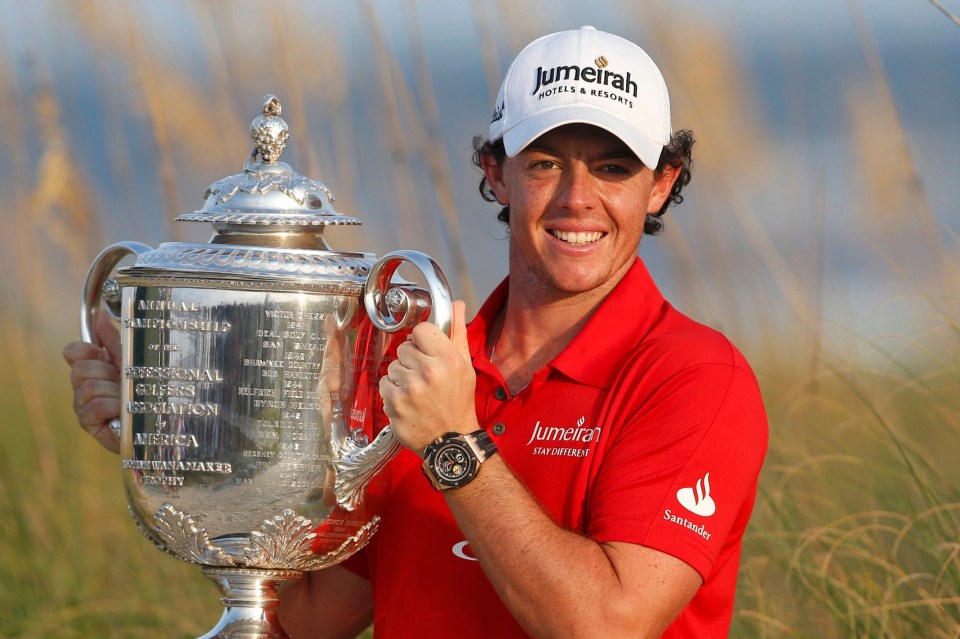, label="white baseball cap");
[489,26,671,168]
